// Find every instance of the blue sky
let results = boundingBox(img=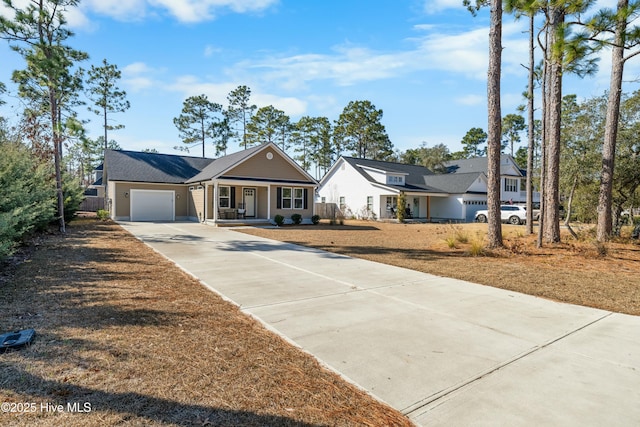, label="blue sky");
[1,0,635,158]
